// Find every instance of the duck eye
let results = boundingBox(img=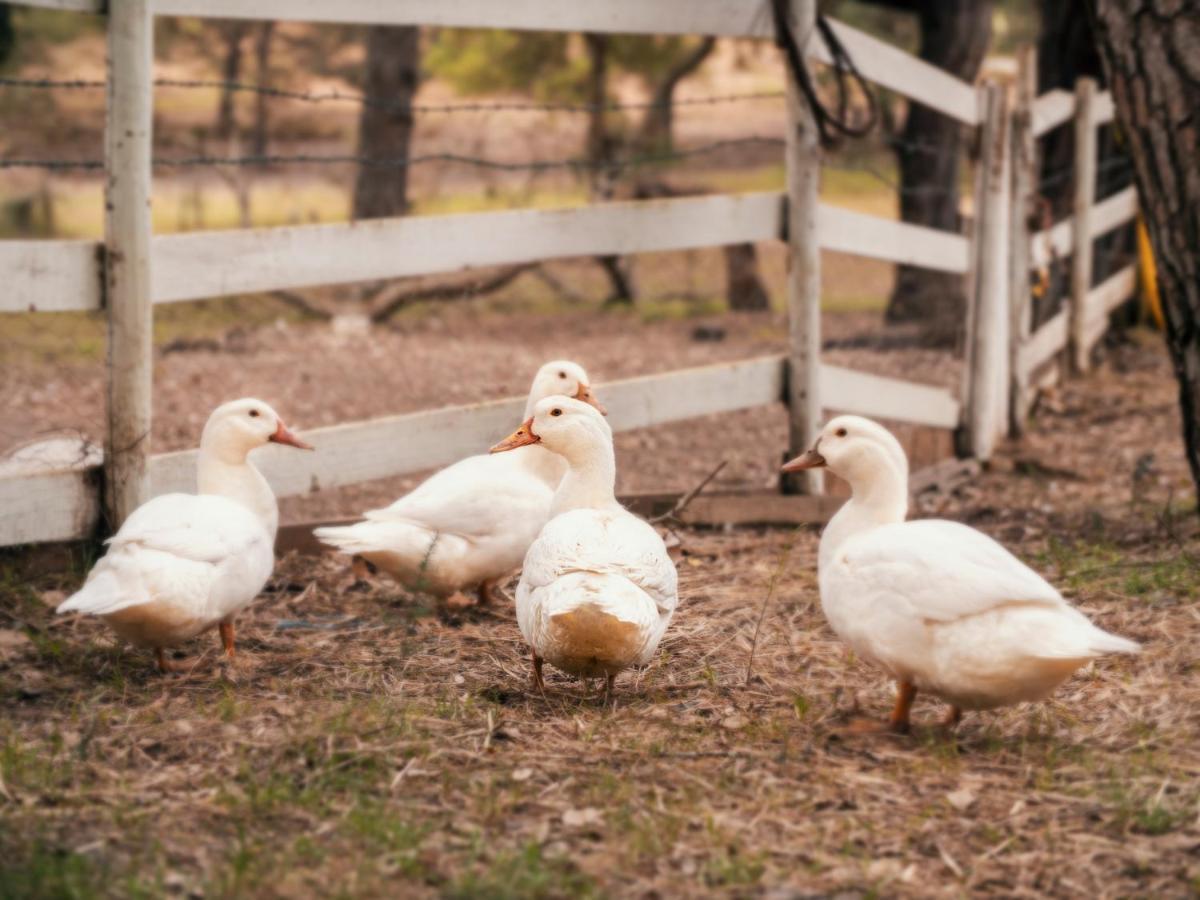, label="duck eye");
[835,428,847,437]
[249,410,260,418]
[557,371,567,379]
[551,408,562,417]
